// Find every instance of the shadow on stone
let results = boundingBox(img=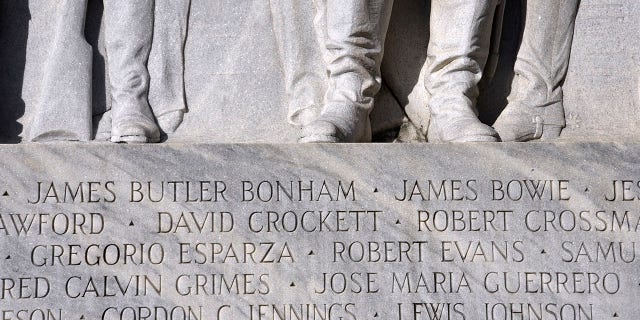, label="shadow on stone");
[477,0,524,125]
[381,0,431,122]
[86,0,109,140]
[0,2,30,143]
